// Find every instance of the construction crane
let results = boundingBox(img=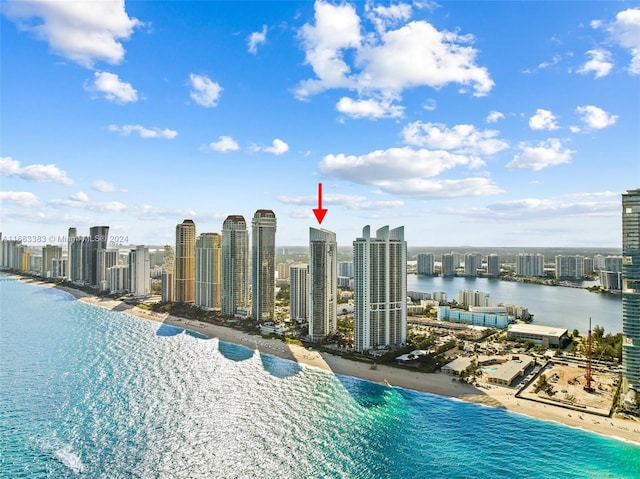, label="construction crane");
[584,317,595,393]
